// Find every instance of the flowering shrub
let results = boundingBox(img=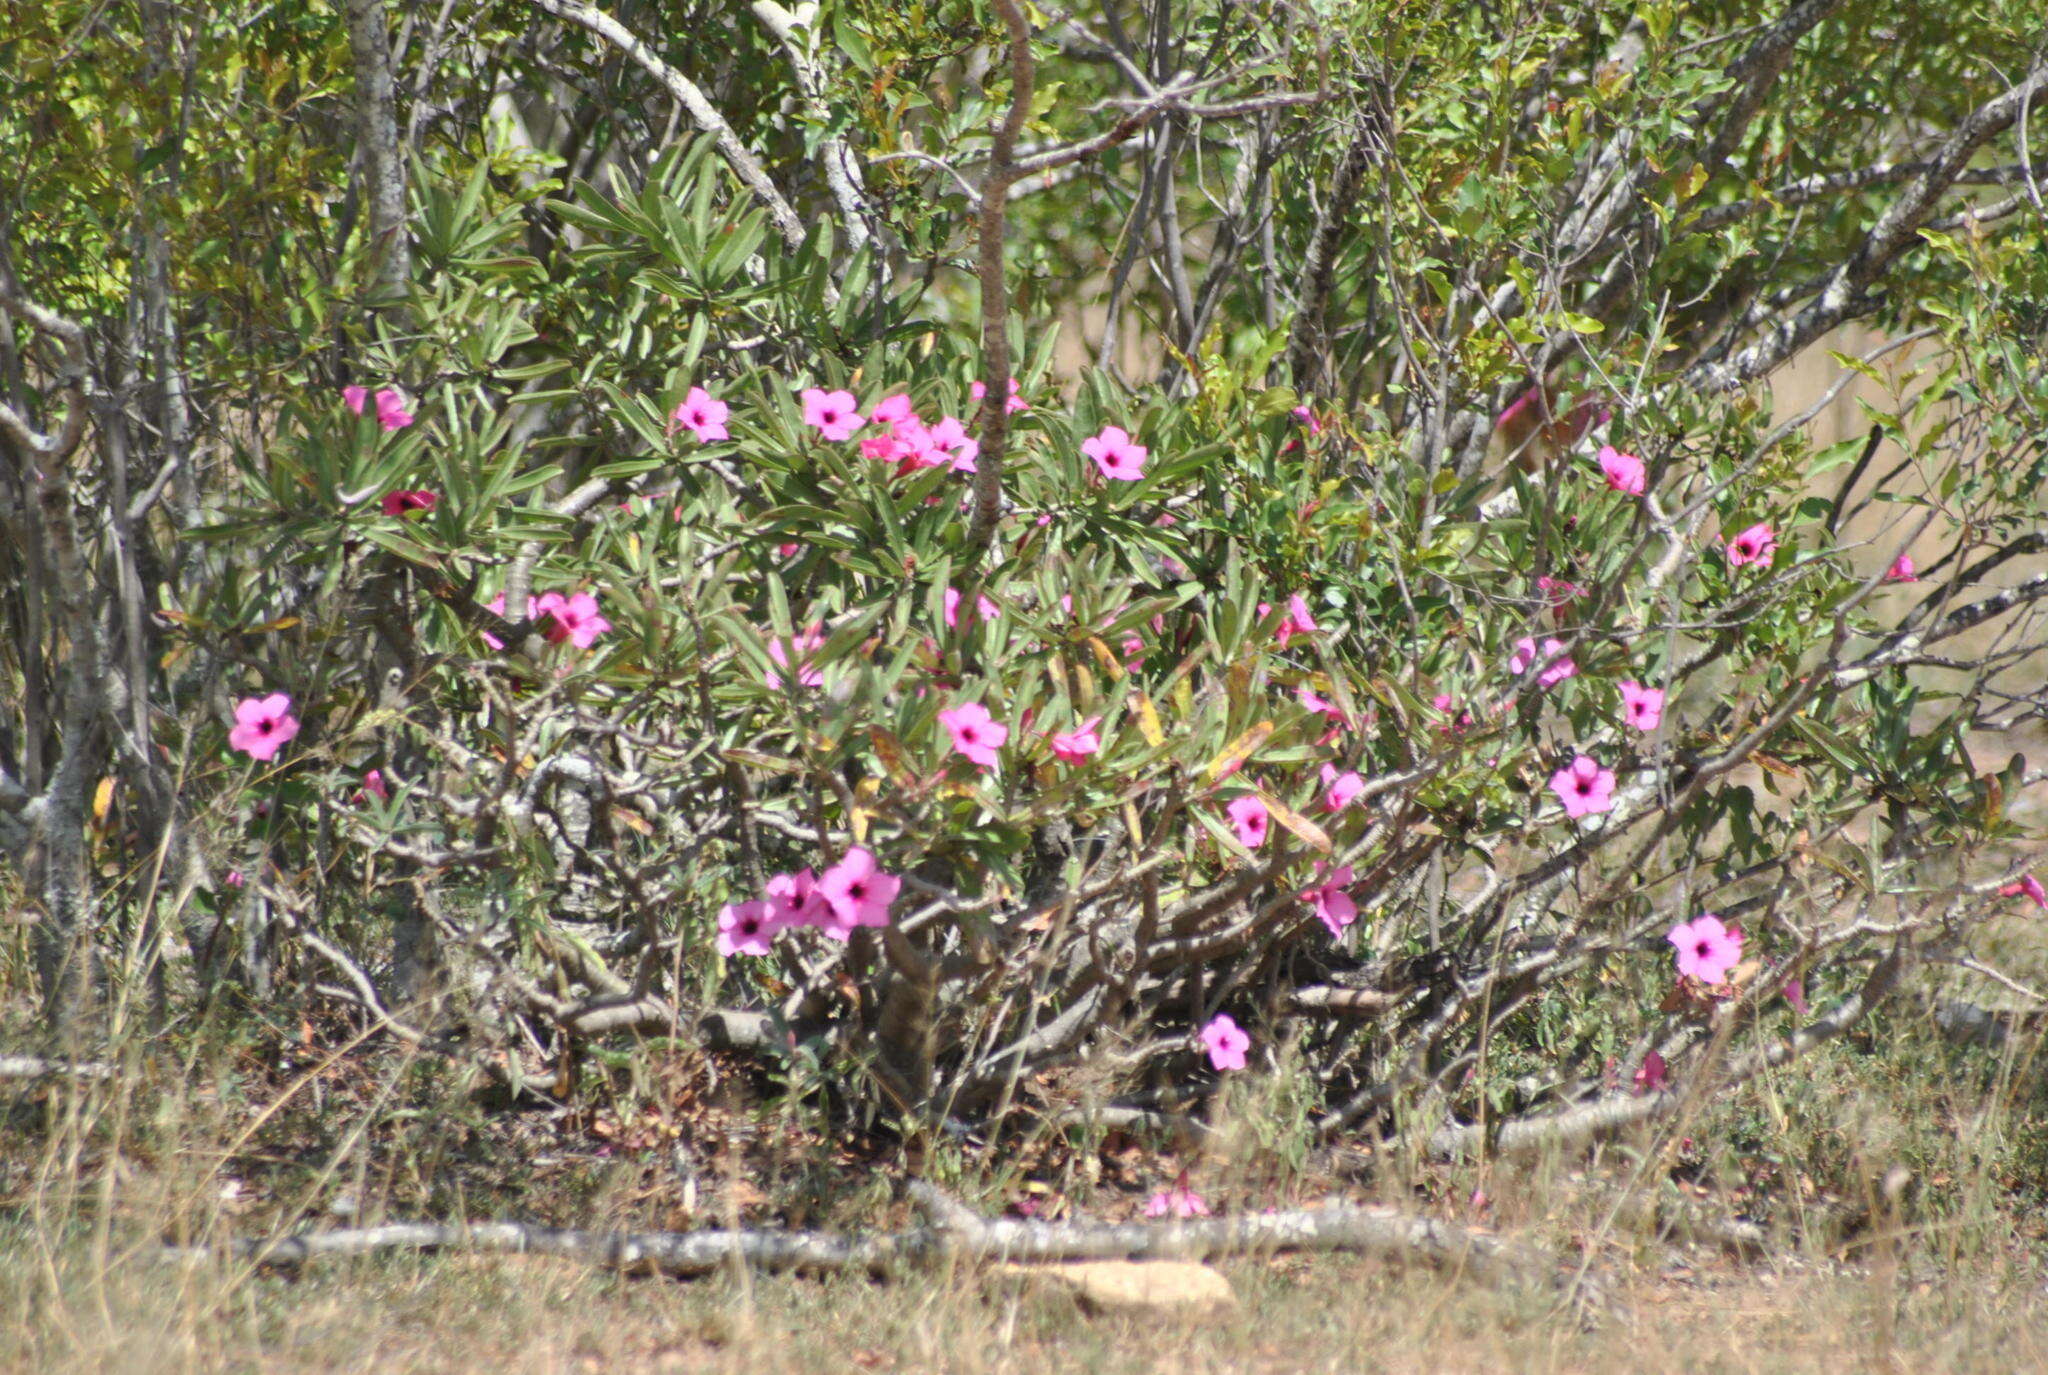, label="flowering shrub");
[4,5,2045,1172]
